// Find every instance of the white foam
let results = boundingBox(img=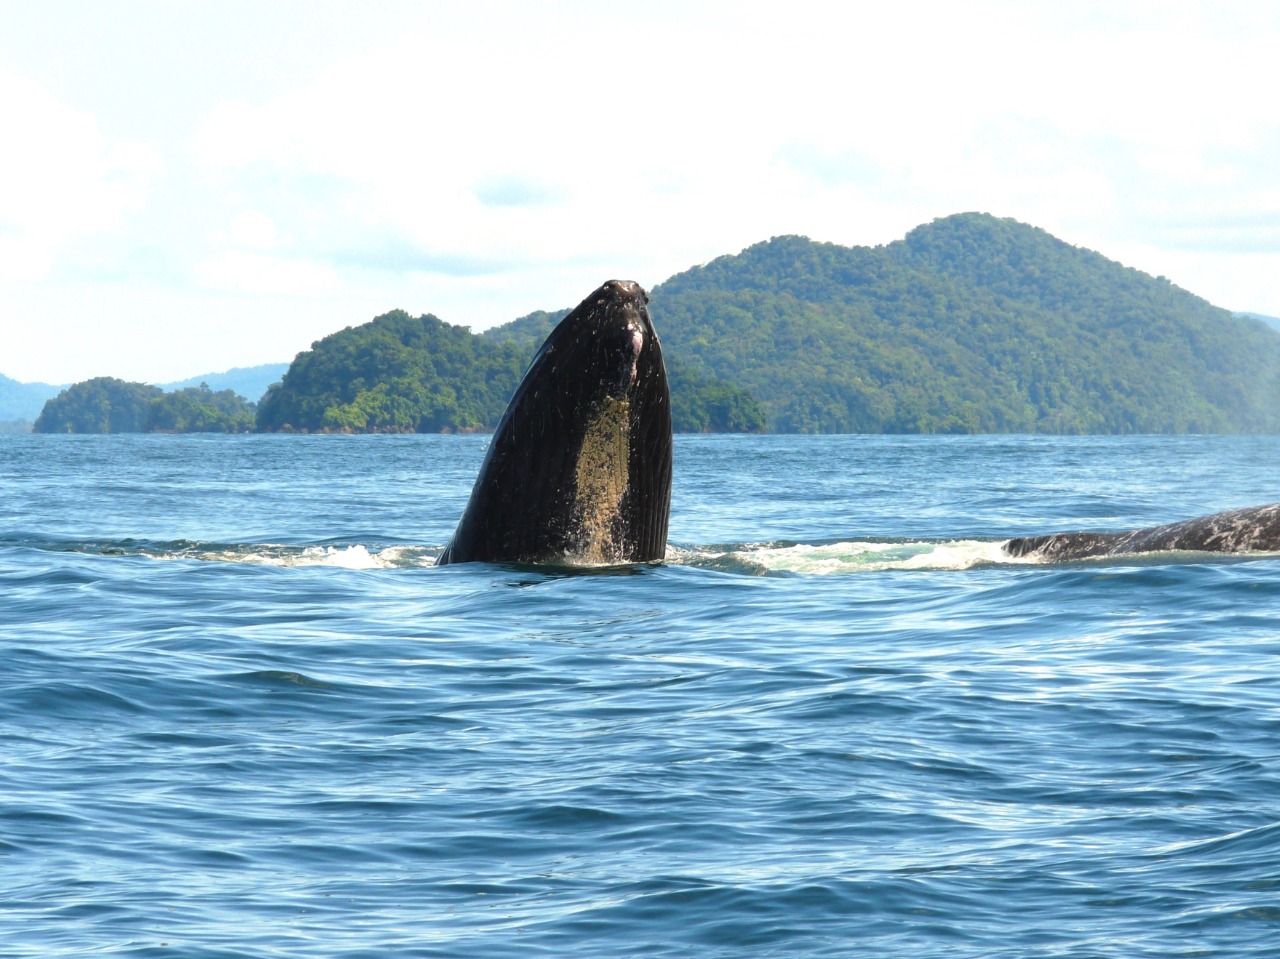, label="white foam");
[143,544,439,569]
[680,539,1018,574]
[292,545,383,569]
